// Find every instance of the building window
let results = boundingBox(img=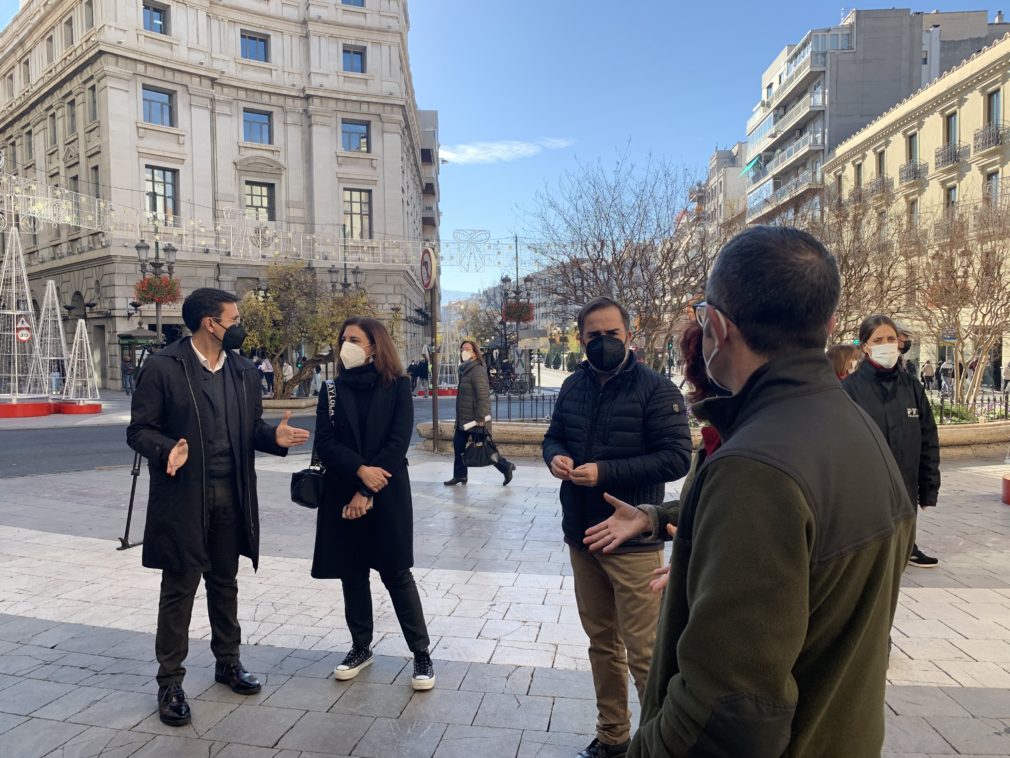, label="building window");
[5,73,14,100]
[46,35,55,65]
[242,109,272,144]
[143,3,168,35]
[945,184,958,208]
[6,141,14,169]
[907,198,918,227]
[853,162,862,188]
[145,166,178,224]
[24,129,33,160]
[241,32,270,62]
[343,46,366,73]
[244,181,276,221]
[875,150,885,176]
[343,188,372,239]
[907,132,918,162]
[987,89,1002,126]
[68,174,79,194]
[63,16,74,47]
[985,170,1001,202]
[48,113,57,148]
[21,58,30,88]
[142,86,174,126]
[341,120,369,152]
[66,98,77,134]
[84,0,94,30]
[944,111,958,143]
[87,85,97,122]
[90,165,100,199]
[342,0,365,5]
